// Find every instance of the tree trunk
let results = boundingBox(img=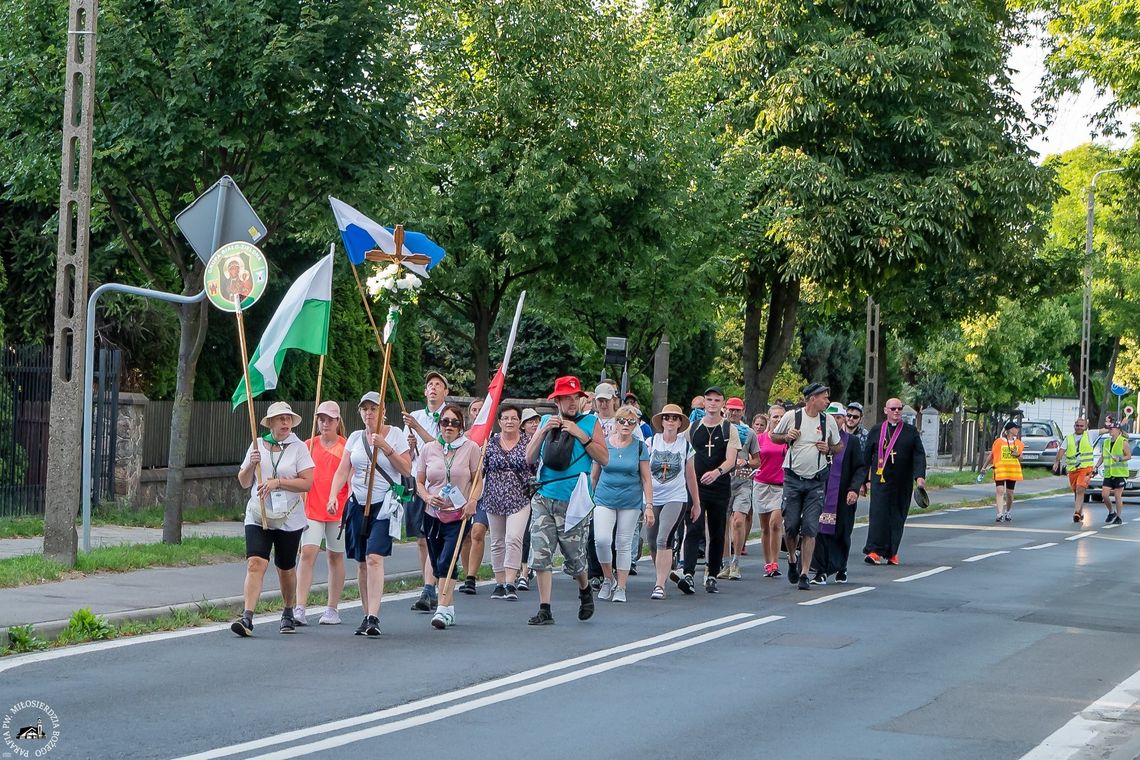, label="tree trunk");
[471,306,492,396]
[162,297,209,544]
[1098,333,1122,428]
[742,270,800,416]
